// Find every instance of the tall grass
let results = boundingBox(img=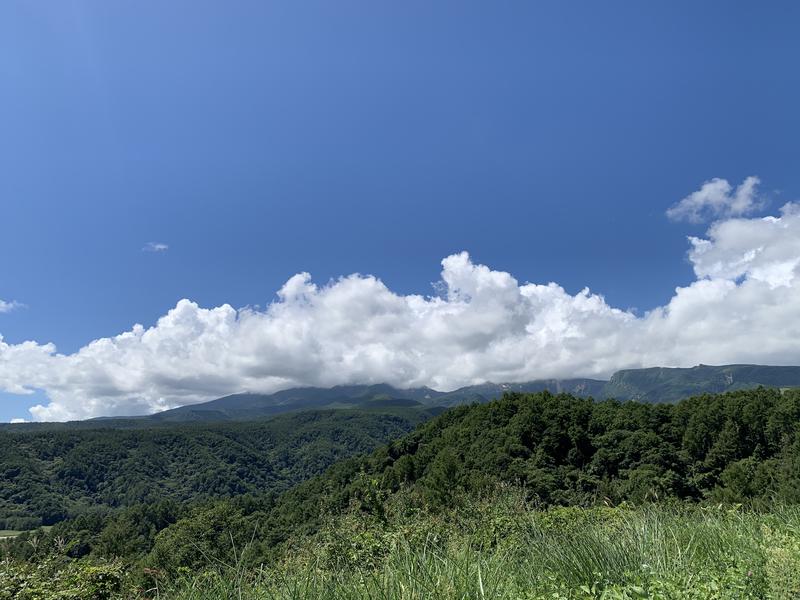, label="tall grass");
[155,499,800,600]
